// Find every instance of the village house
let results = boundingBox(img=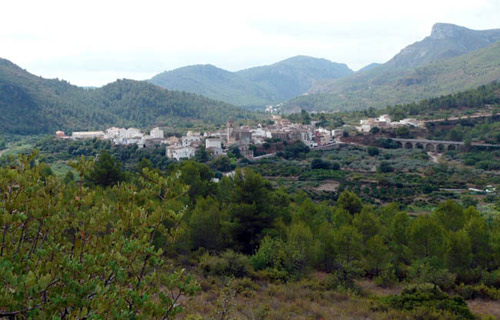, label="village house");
[166,145,196,160]
[71,131,105,140]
